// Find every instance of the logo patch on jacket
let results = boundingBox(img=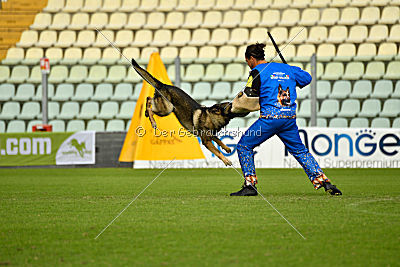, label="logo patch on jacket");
[277,84,291,107]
